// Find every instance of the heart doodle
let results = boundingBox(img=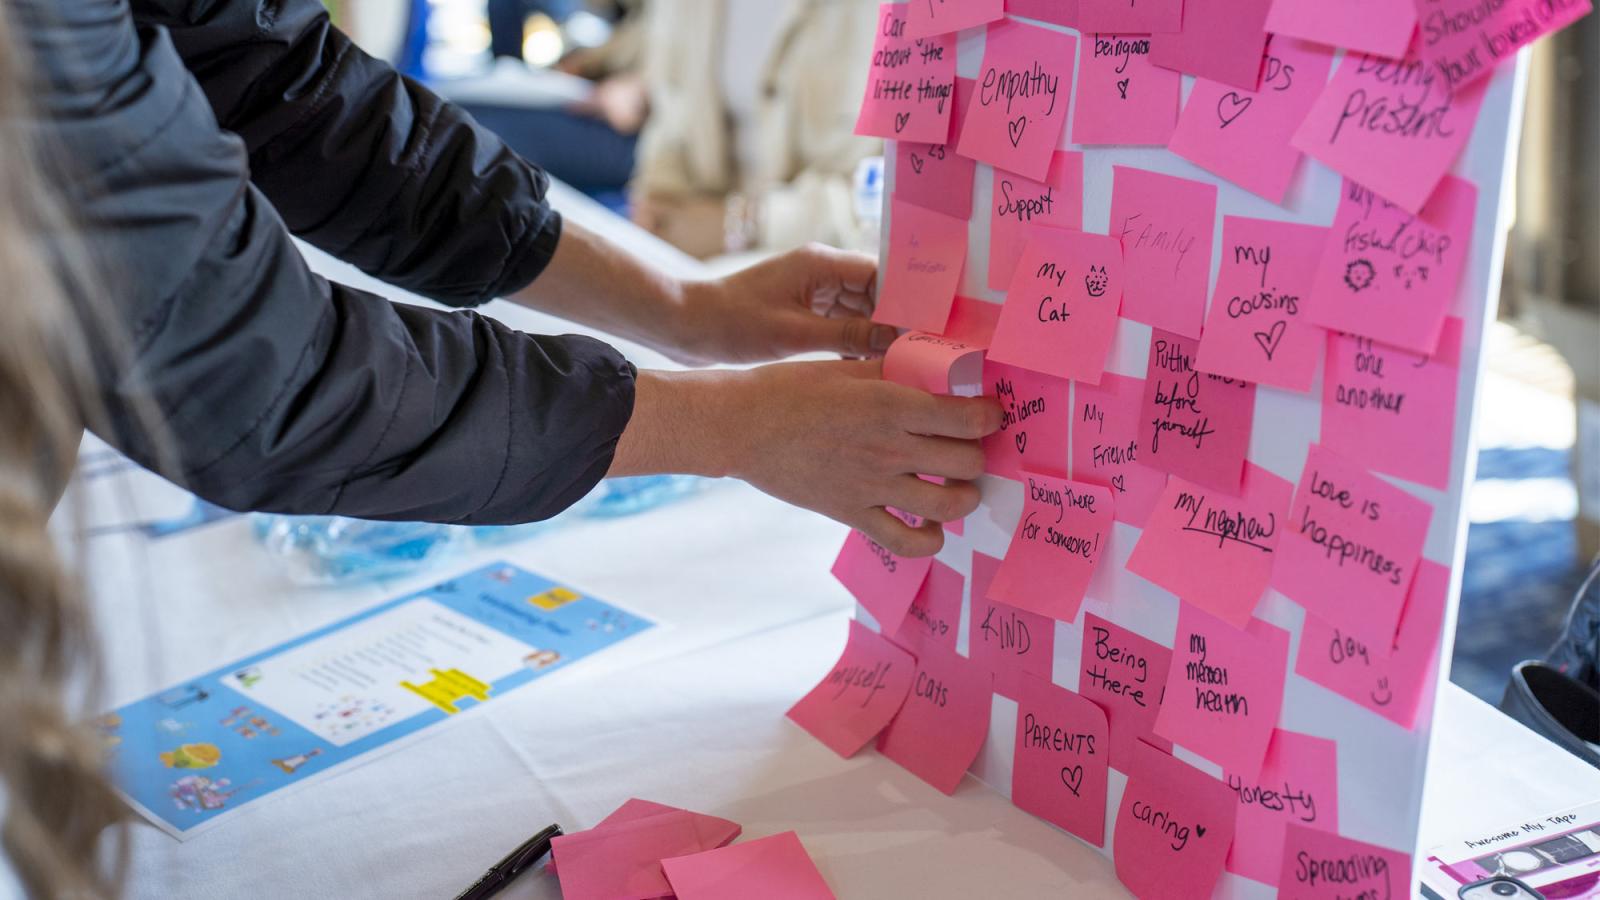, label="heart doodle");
[909,153,925,175]
[1195,824,1208,838]
[1110,475,1126,494]
[1008,116,1028,147]
[1015,431,1028,454]
[1060,765,1084,797]
[1116,78,1130,100]
[1216,91,1253,129]
[894,111,912,134]
[1253,320,1288,361]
